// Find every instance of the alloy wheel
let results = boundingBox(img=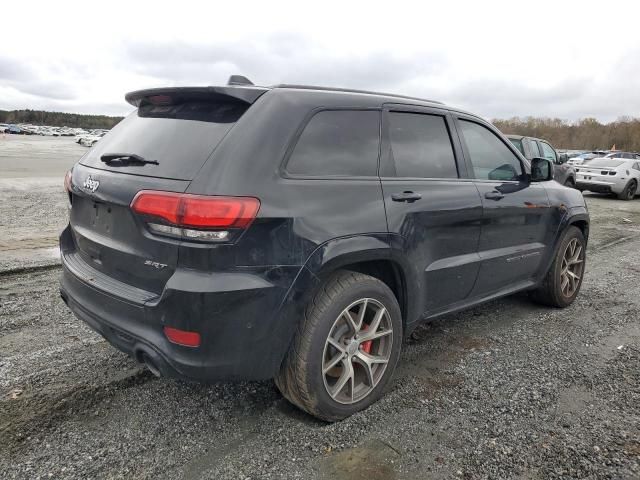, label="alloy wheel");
[627,182,637,200]
[560,238,584,297]
[322,298,393,404]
